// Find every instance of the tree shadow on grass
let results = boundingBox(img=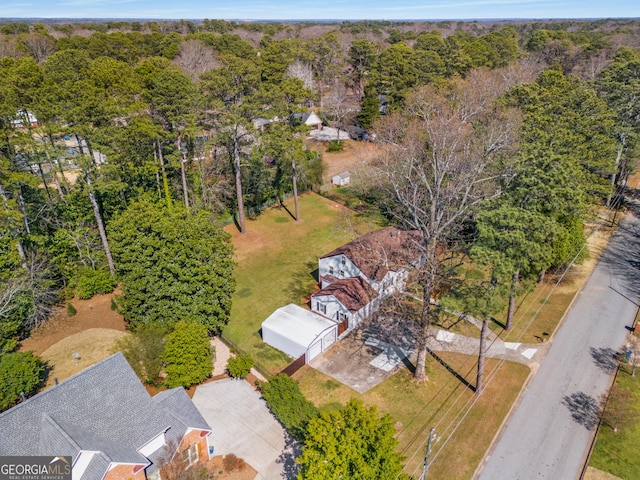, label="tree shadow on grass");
[428,348,475,392]
[590,346,619,373]
[287,261,318,306]
[562,392,601,430]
